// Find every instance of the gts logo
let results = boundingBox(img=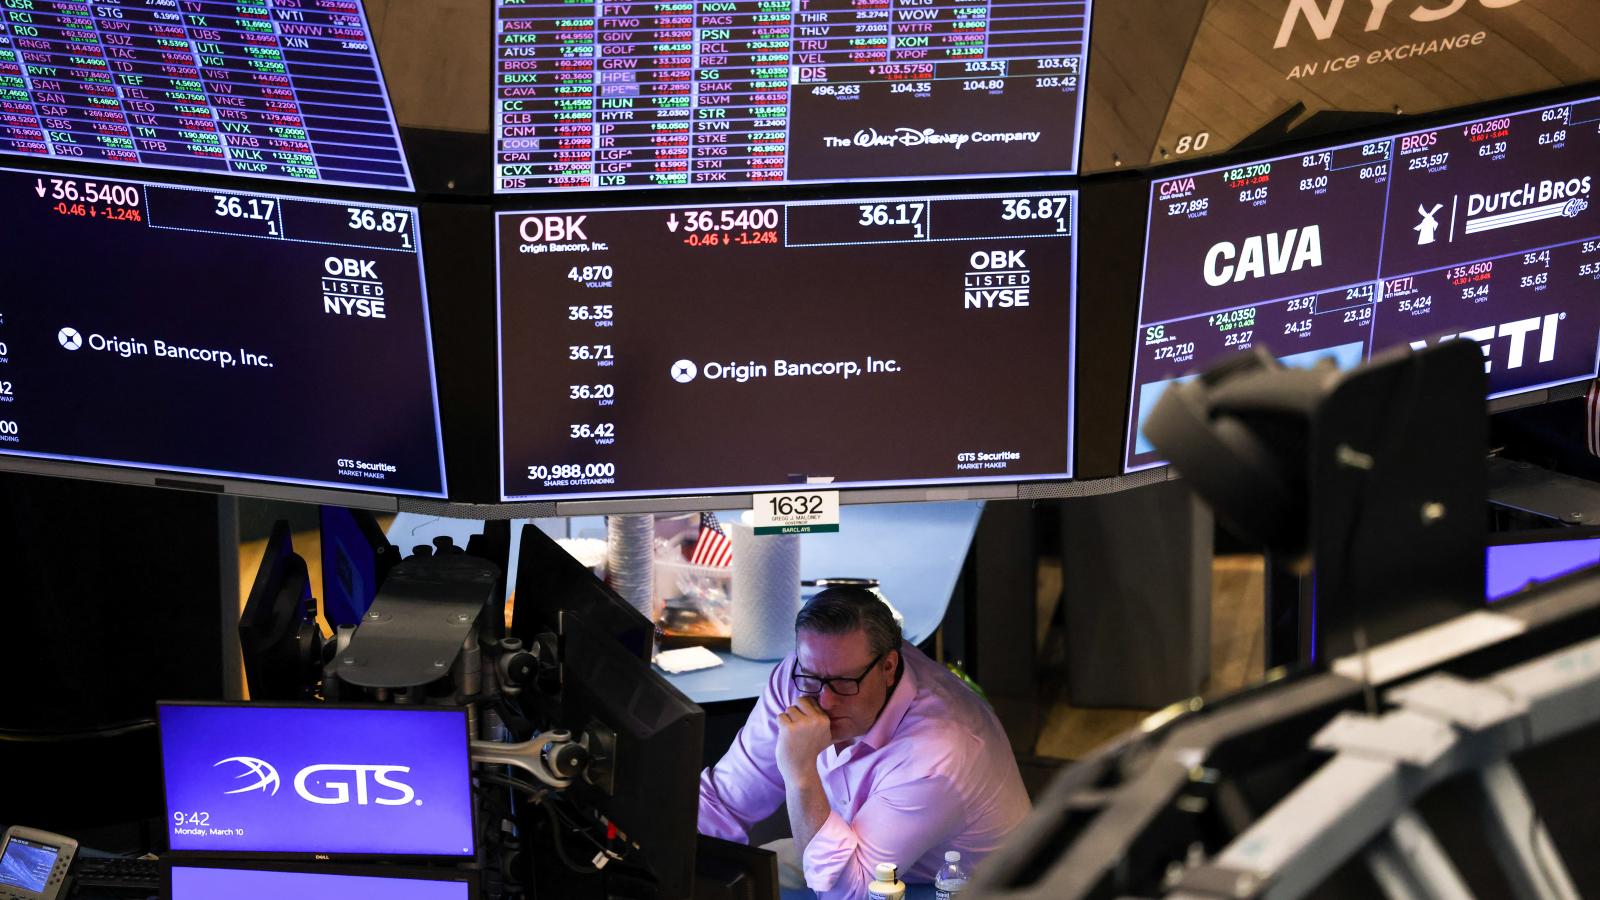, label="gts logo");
[1408,313,1561,372]
[214,757,419,806]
